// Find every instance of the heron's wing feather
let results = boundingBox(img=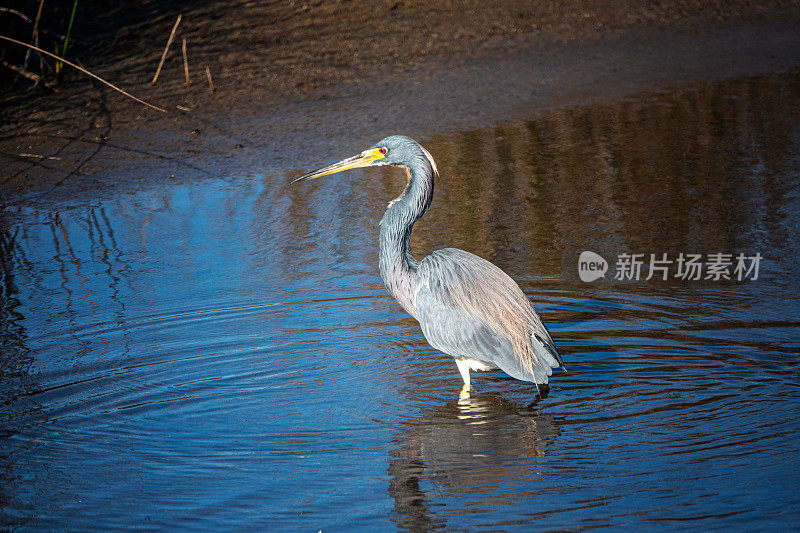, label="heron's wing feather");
[415,248,562,383]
